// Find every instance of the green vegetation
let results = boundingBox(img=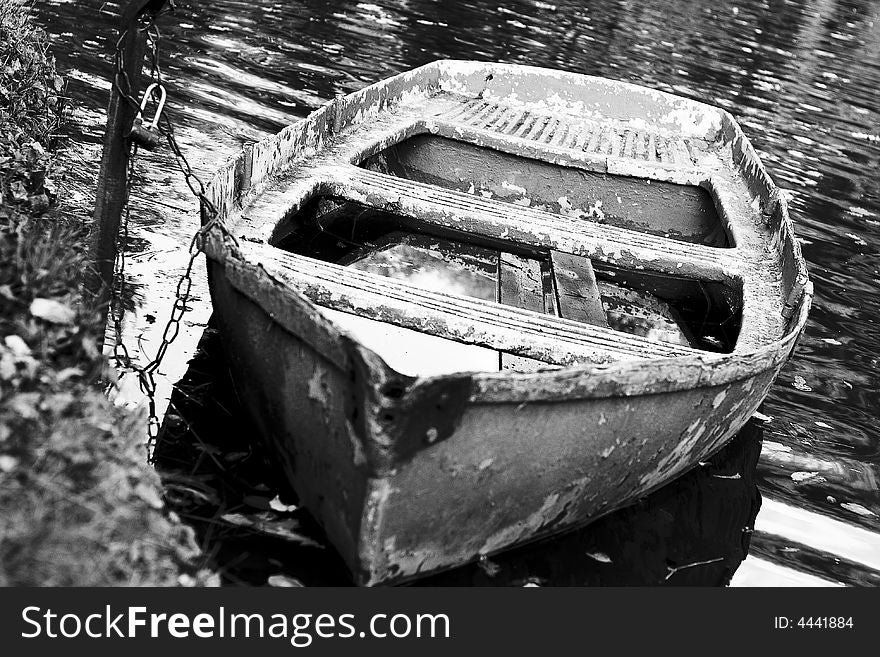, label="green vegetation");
[0,0,214,585]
